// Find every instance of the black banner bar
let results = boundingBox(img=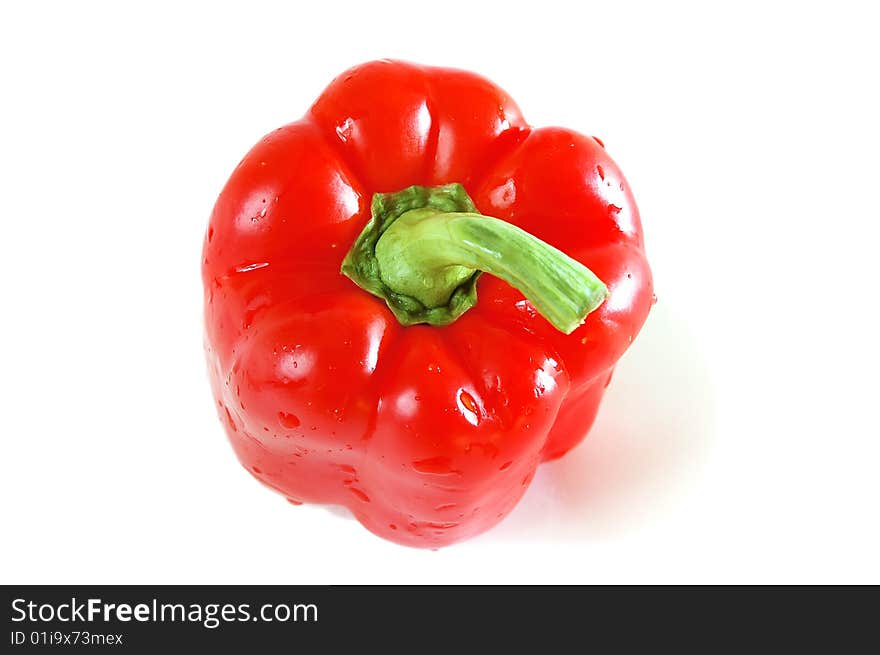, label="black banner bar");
[1,586,875,651]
